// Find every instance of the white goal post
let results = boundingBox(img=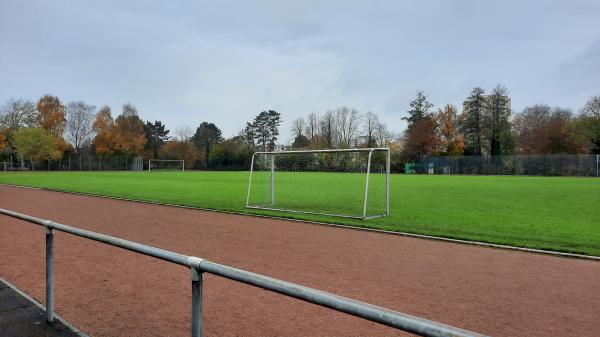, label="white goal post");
[148,159,185,172]
[246,148,390,220]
